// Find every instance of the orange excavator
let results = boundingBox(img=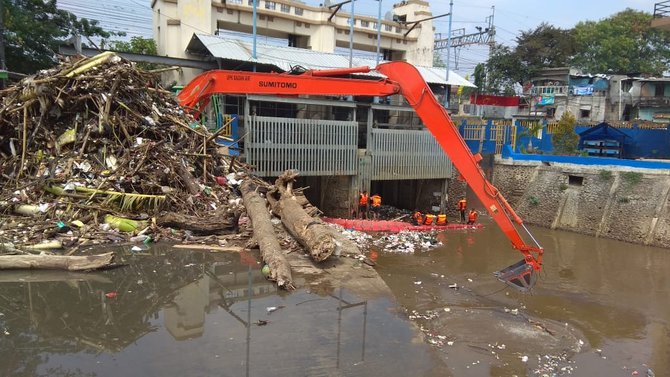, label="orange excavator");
[178,61,544,292]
